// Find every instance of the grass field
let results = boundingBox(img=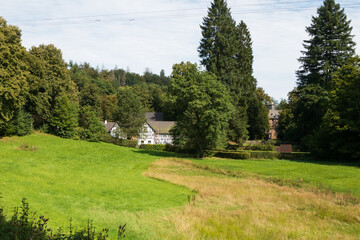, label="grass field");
[145,158,360,239]
[190,158,360,196]
[1,133,359,239]
[0,133,192,239]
